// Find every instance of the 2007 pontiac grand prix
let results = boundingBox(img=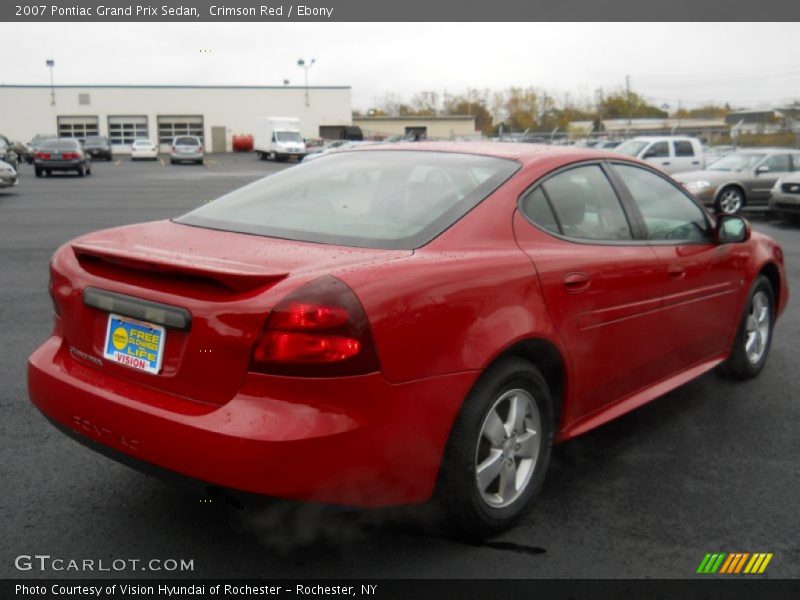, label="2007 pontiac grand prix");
[29,142,787,536]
